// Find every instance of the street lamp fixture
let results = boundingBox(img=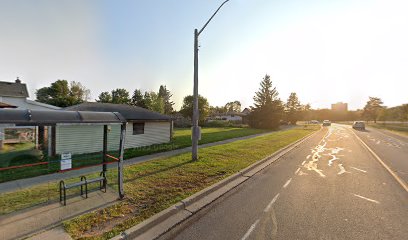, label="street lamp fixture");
[192,0,231,161]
